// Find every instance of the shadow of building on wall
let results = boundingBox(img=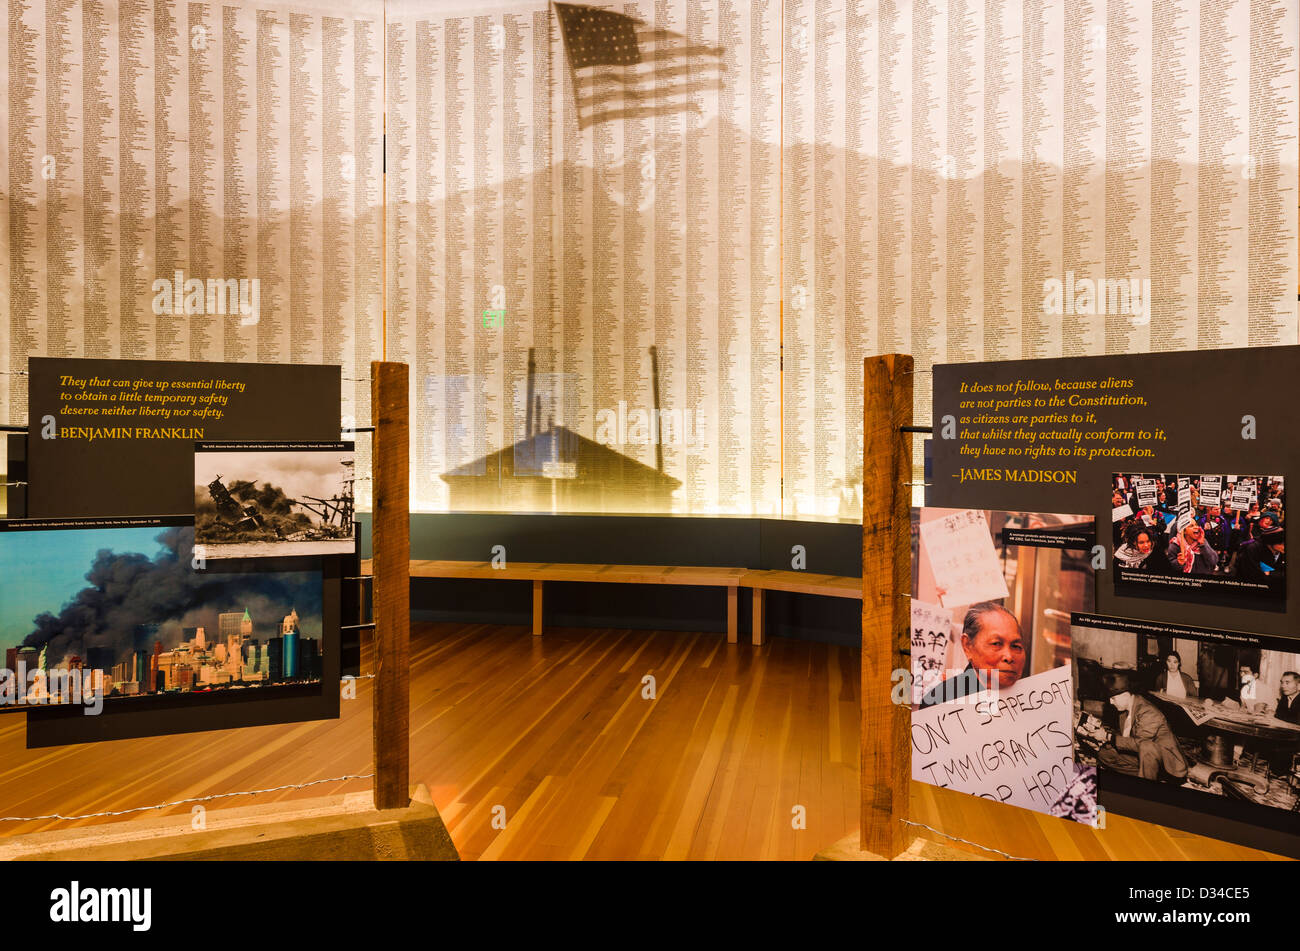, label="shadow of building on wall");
[440,424,681,513]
